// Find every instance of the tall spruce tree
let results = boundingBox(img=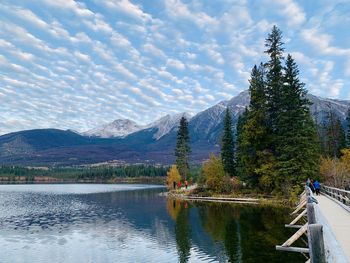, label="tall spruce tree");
[221,108,235,177]
[264,25,284,141]
[239,64,273,187]
[175,116,190,180]
[235,108,248,179]
[238,26,321,194]
[324,110,346,158]
[346,109,350,148]
[275,54,320,189]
